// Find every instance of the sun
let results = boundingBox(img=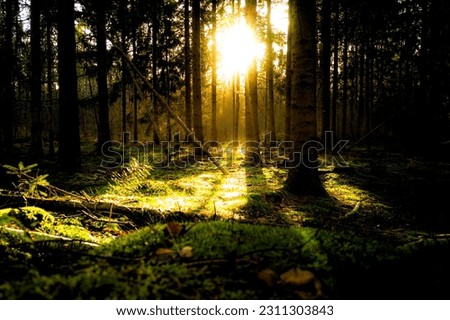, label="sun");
[216,19,264,81]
